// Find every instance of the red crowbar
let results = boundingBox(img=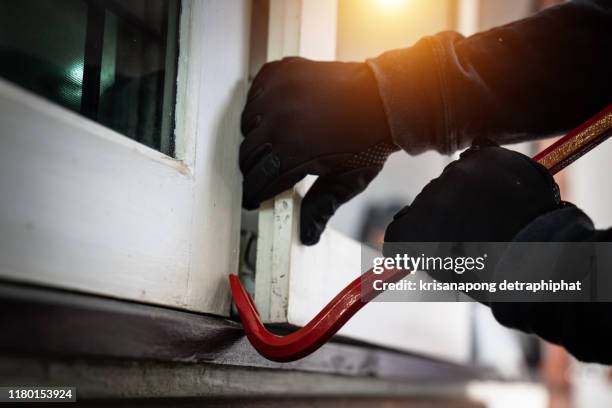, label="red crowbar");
[533,105,612,174]
[230,104,612,362]
[229,266,409,362]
